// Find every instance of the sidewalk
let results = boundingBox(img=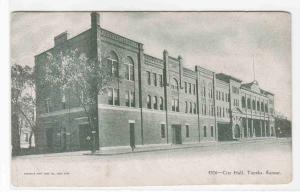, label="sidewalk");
[89,137,290,156]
